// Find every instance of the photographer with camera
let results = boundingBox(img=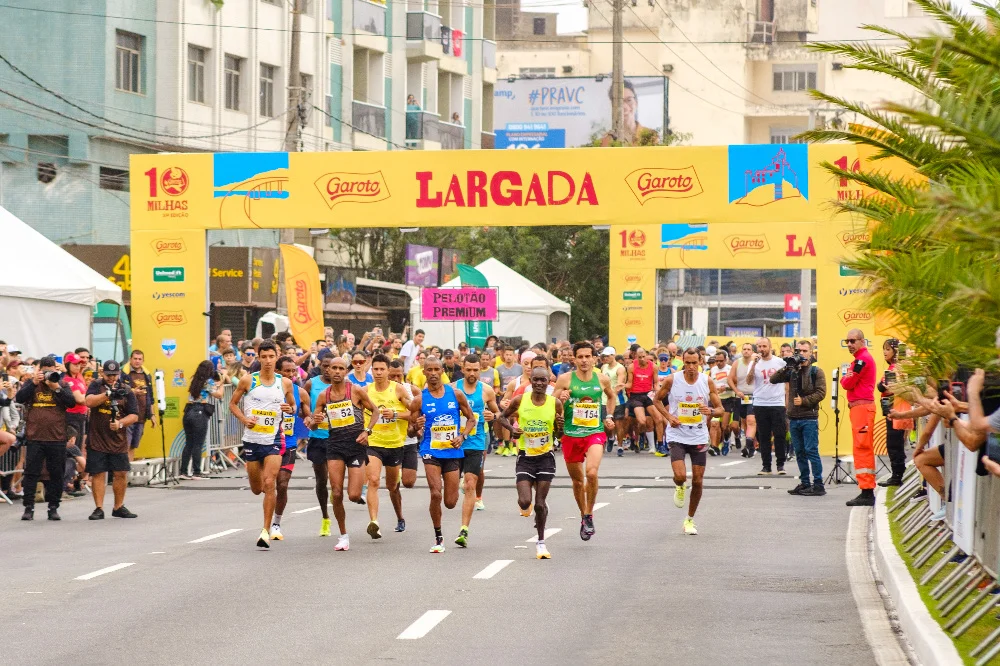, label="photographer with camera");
[769,340,827,496]
[84,361,139,519]
[15,355,76,521]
